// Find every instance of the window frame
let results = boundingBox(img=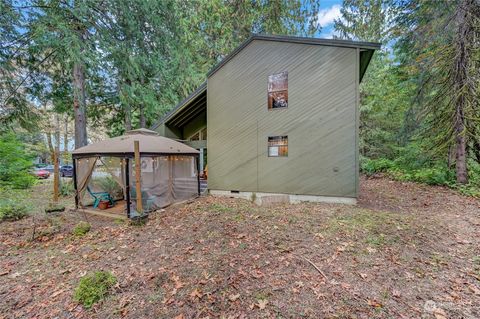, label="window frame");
[267,135,288,157]
[188,132,200,141]
[188,127,207,141]
[267,71,288,110]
